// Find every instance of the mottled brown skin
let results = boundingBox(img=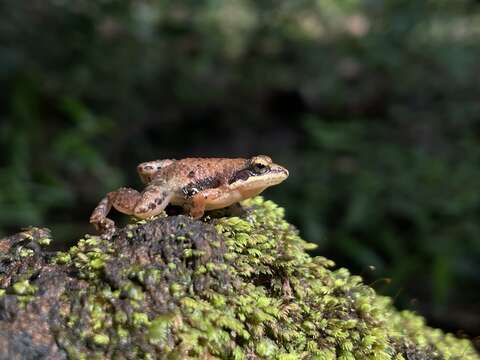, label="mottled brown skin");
[90,155,289,236]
